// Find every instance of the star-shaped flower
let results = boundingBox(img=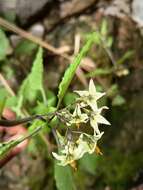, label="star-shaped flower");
[77,132,104,154]
[52,132,104,166]
[74,79,105,111]
[90,106,110,135]
[67,104,88,126]
[52,141,82,166]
